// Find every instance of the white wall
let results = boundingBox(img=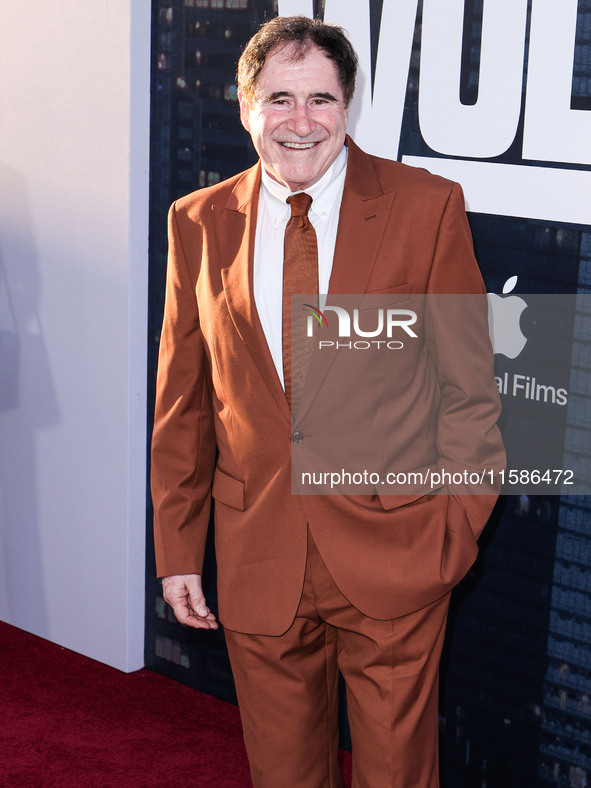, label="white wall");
[0,1,150,671]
